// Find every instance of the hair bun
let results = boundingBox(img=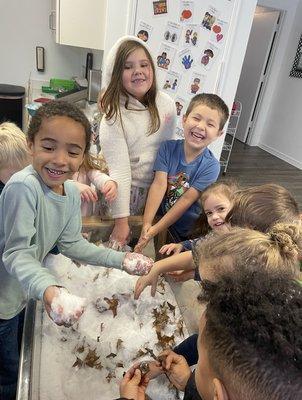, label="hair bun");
[269,223,301,258]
